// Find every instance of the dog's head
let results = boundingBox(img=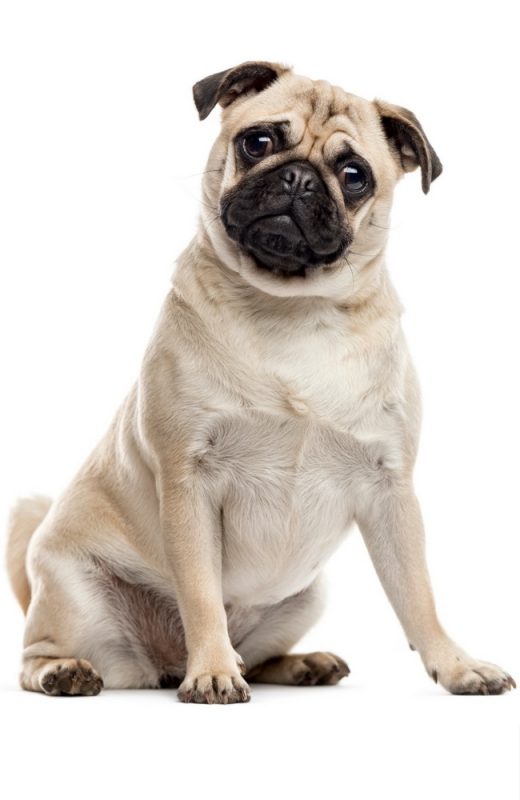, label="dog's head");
[193,62,442,298]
